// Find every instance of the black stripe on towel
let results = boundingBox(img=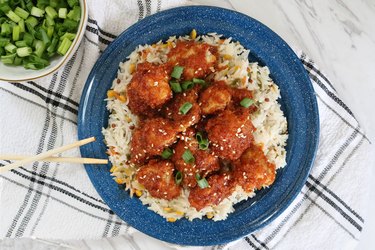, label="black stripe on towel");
[309,175,364,222]
[27,81,79,107]
[145,0,151,16]
[305,180,362,231]
[10,169,113,214]
[300,57,355,117]
[137,0,144,20]
[0,87,77,125]
[85,26,112,45]
[6,72,60,237]
[0,175,124,226]
[261,128,360,245]
[15,54,78,237]
[245,236,261,250]
[8,82,78,115]
[87,17,117,39]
